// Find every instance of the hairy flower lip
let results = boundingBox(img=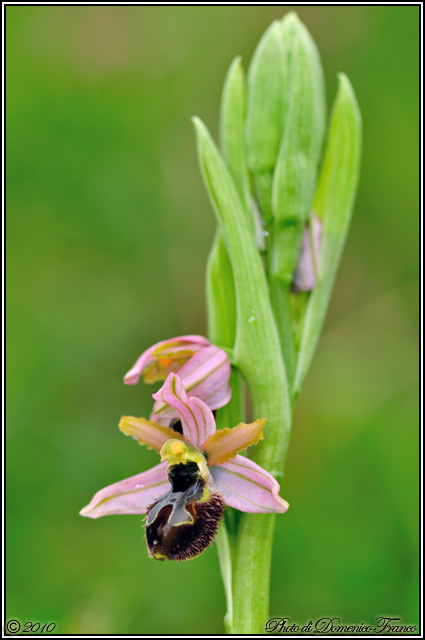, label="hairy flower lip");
[145,480,225,562]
